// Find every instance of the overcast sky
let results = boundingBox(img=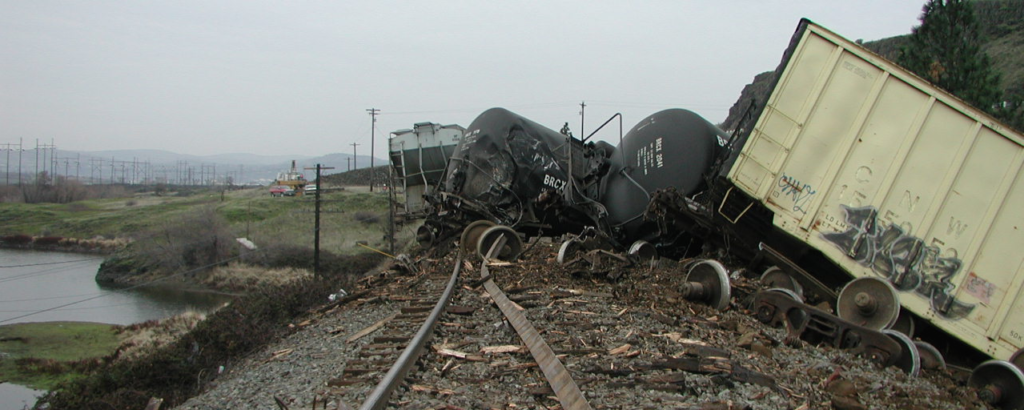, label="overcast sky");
[1,1,928,158]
